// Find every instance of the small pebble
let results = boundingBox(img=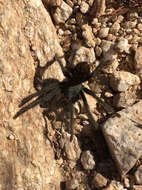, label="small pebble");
[135,165,142,185]
[133,185,142,190]
[7,134,15,140]
[99,27,109,38]
[66,178,79,189]
[137,24,142,32]
[81,150,95,170]
[93,172,107,189]
[80,1,89,14]
[116,38,130,53]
